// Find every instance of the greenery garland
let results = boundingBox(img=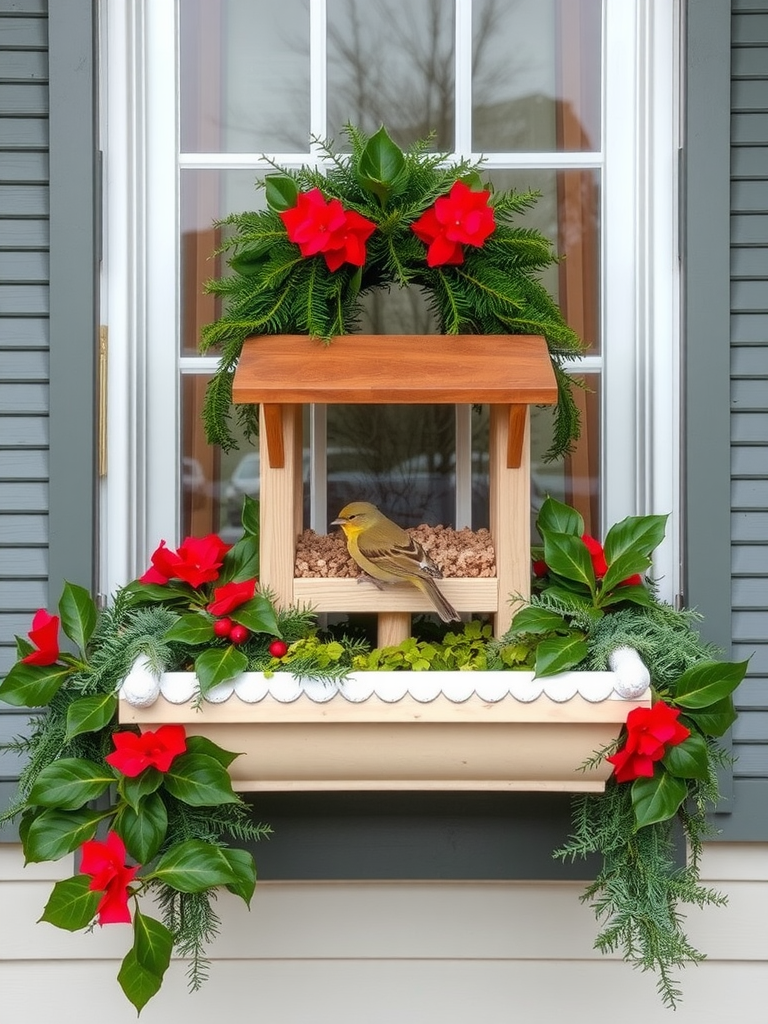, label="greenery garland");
[200,124,584,460]
[0,495,745,1010]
